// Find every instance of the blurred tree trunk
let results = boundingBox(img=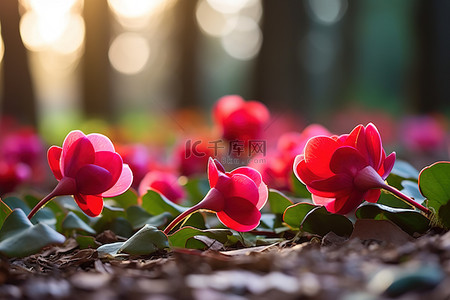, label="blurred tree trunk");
[254,0,306,112]
[416,0,450,113]
[0,0,36,126]
[82,0,112,120]
[173,0,199,108]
